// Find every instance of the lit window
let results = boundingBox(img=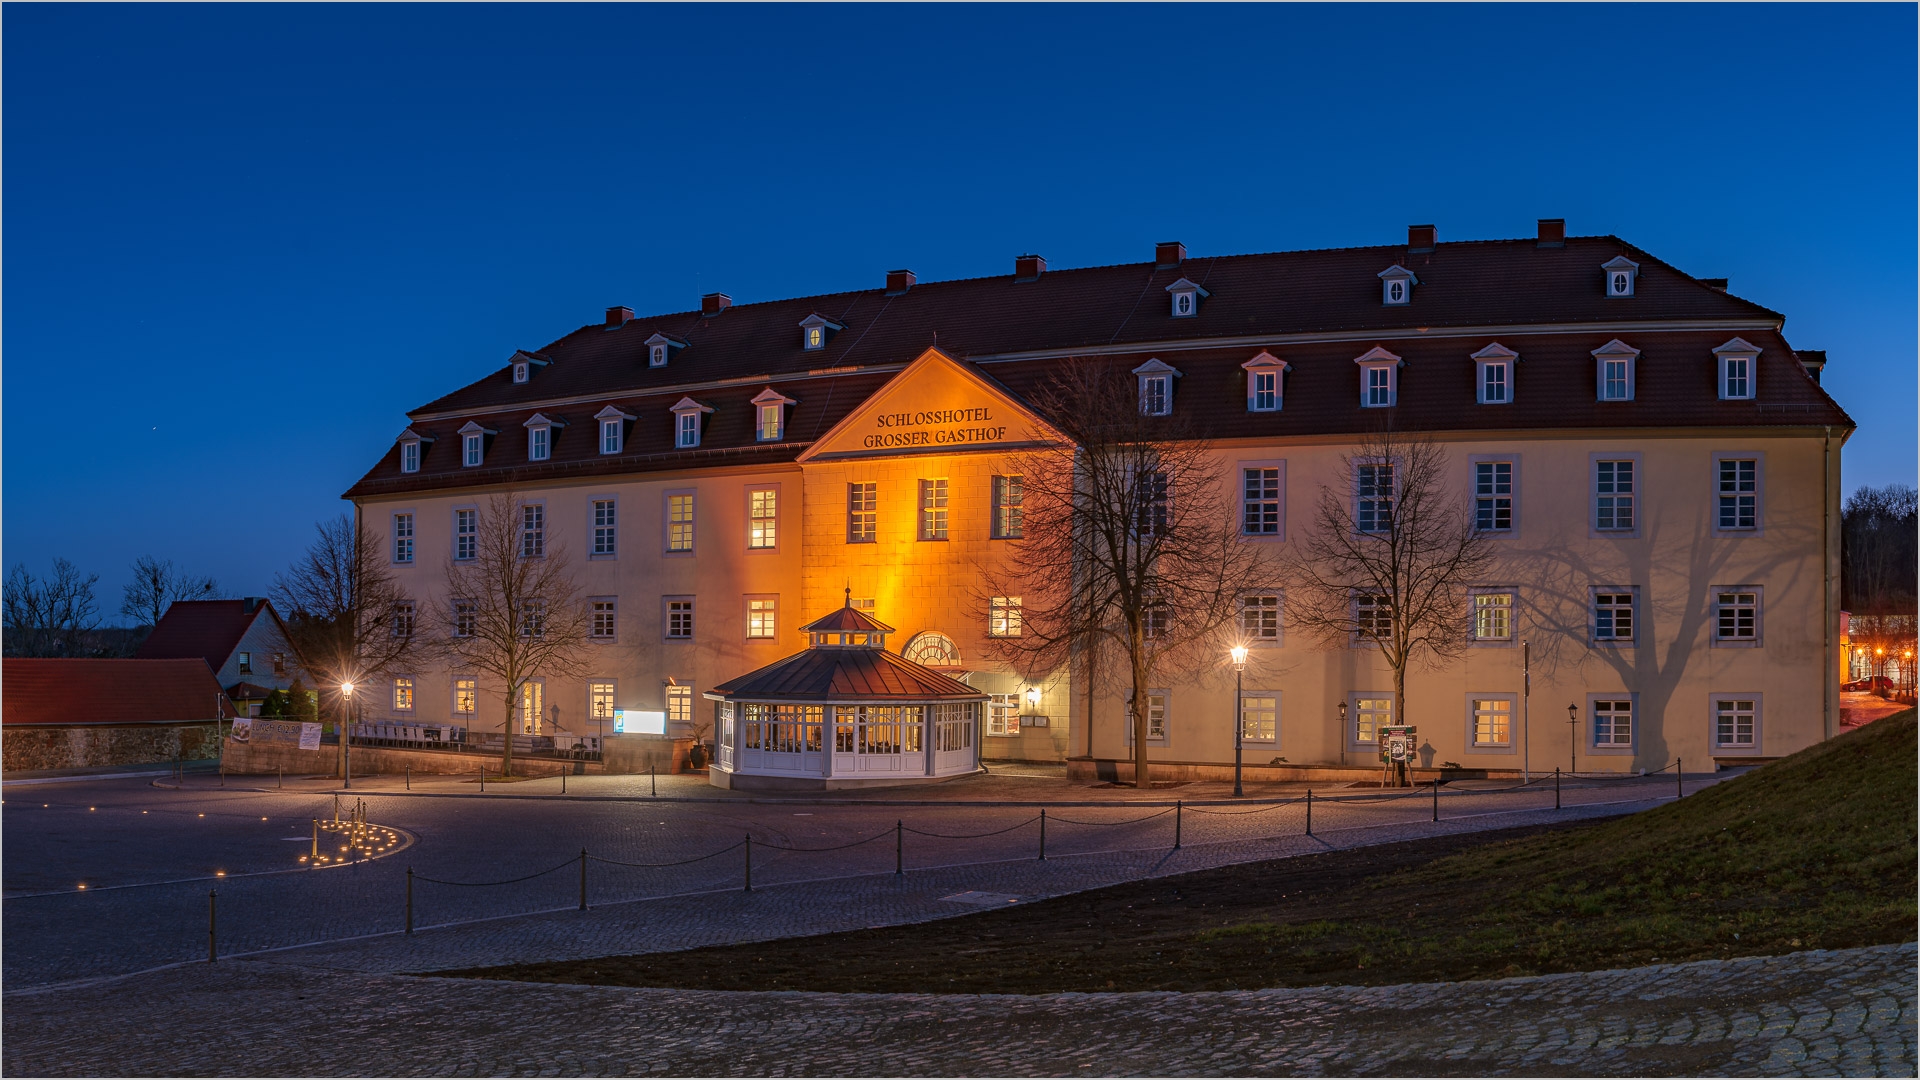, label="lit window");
[401,440,420,473]
[393,514,414,563]
[1473,593,1512,641]
[989,597,1022,638]
[1352,697,1391,743]
[1594,592,1634,642]
[1357,463,1394,533]
[454,509,477,561]
[807,326,823,349]
[666,493,695,553]
[797,315,840,351]
[752,389,795,442]
[841,482,876,543]
[1717,458,1758,529]
[452,600,476,639]
[520,504,545,558]
[1474,462,1513,532]
[1472,698,1510,747]
[393,677,414,712]
[759,404,781,441]
[391,601,415,639]
[1124,690,1169,744]
[1242,467,1281,535]
[1354,594,1391,640]
[667,685,692,734]
[454,678,477,716]
[666,599,694,640]
[1593,699,1633,745]
[590,598,616,640]
[992,475,1024,538]
[987,694,1019,737]
[592,500,616,557]
[1595,460,1635,531]
[1240,595,1280,642]
[746,597,777,639]
[590,682,616,723]
[748,488,777,549]
[919,479,948,541]
[1241,695,1277,743]
[1716,591,1758,642]
[1715,699,1755,748]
